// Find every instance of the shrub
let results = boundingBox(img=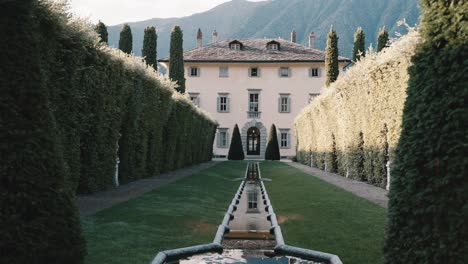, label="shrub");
[352,27,366,61]
[169,26,186,93]
[265,124,280,160]
[228,124,244,160]
[94,21,108,43]
[119,23,132,54]
[384,0,468,263]
[295,30,420,188]
[325,25,339,87]
[142,26,157,70]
